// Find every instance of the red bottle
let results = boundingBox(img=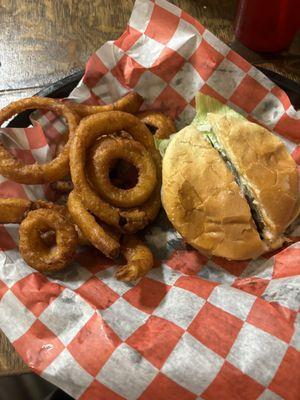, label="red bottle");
[235,0,300,52]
